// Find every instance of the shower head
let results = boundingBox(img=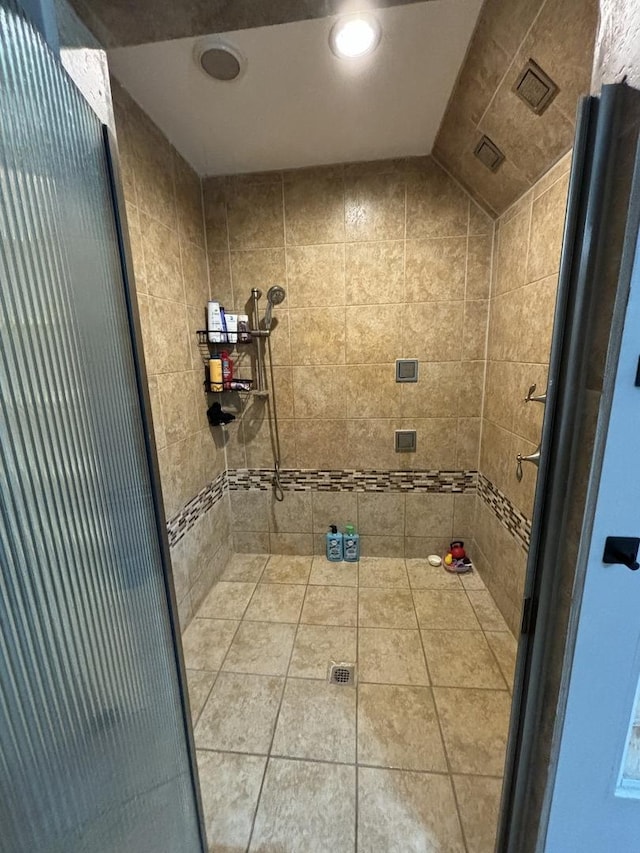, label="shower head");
[264,285,286,329]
